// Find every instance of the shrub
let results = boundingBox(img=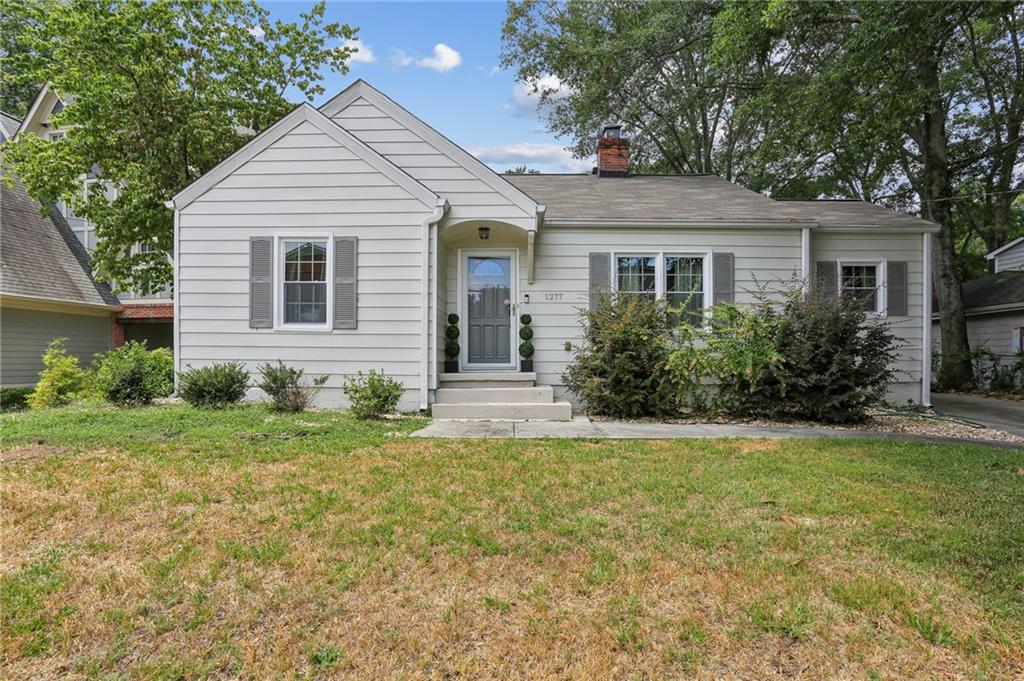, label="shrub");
[444,313,460,359]
[342,369,404,419]
[178,362,250,408]
[27,338,89,409]
[91,341,174,406]
[563,294,679,418]
[1,387,33,412]
[668,287,900,423]
[519,314,534,359]
[257,360,328,412]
